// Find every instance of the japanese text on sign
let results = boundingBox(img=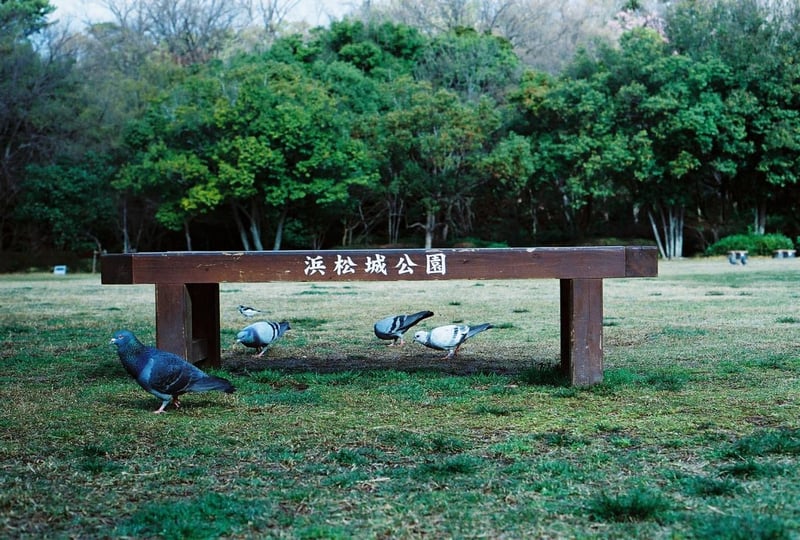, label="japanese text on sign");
[303,253,446,277]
